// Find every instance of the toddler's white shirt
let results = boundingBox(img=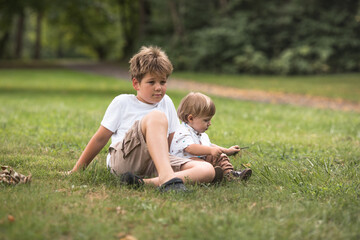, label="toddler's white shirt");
[170,122,211,159]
